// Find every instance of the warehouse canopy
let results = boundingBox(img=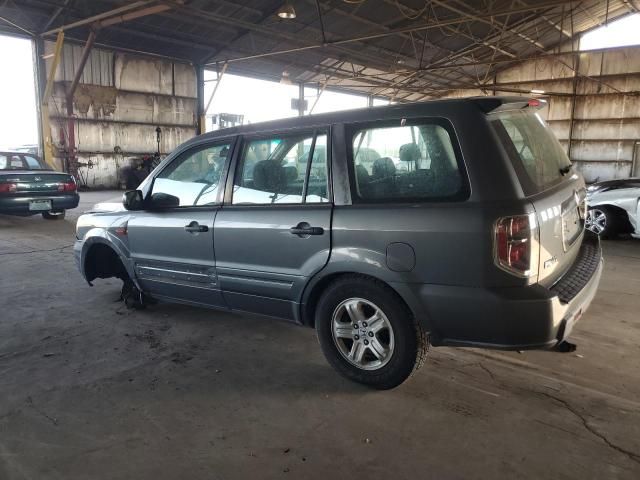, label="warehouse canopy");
[0,0,636,101]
